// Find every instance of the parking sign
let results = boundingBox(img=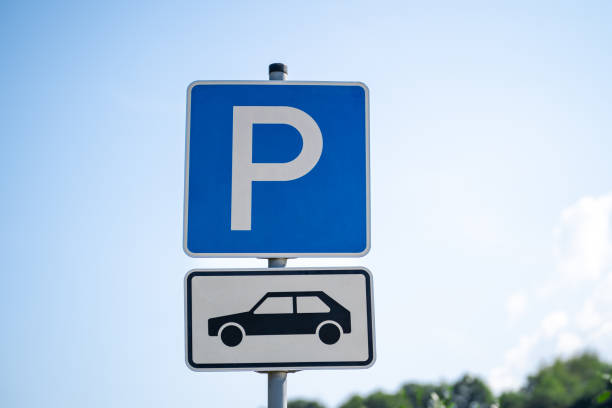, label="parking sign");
[185,267,376,371]
[184,81,370,257]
